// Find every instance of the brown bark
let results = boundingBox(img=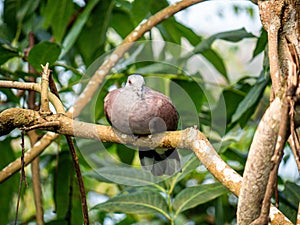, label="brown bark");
[237,0,300,224]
